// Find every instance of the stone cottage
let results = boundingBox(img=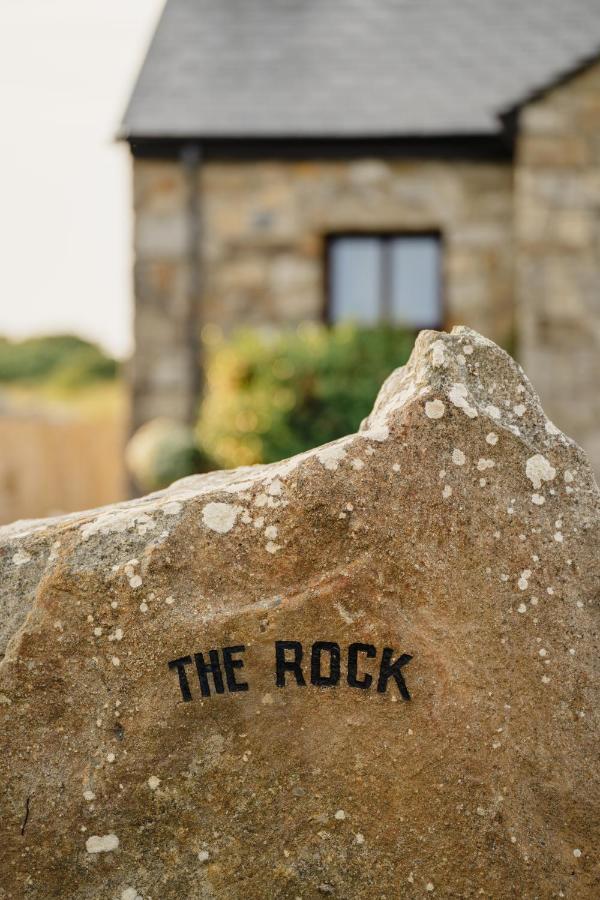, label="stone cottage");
[120,0,600,471]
